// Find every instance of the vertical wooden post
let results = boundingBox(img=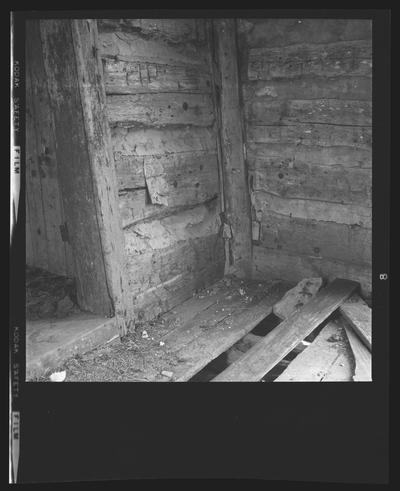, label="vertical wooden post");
[212,19,252,278]
[40,19,131,335]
